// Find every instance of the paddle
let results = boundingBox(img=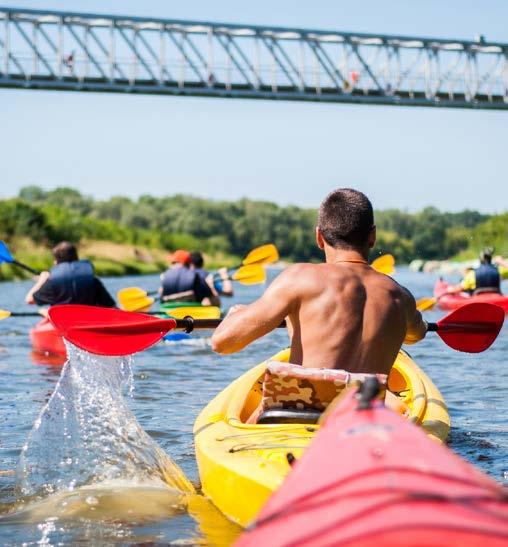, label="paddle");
[224,264,266,285]
[238,244,279,268]
[48,302,504,356]
[0,306,220,321]
[371,254,395,275]
[426,302,504,353]
[0,241,40,275]
[118,264,267,312]
[0,309,47,319]
[416,296,439,312]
